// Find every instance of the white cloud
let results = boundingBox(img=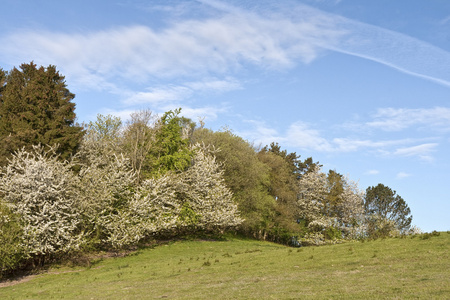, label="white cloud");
[1,0,450,118]
[285,122,334,152]
[122,78,241,106]
[393,143,438,161]
[124,86,191,105]
[237,120,280,146]
[367,107,450,132]
[0,8,344,92]
[240,119,439,161]
[396,172,412,179]
[185,78,242,93]
[103,104,225,125]
[365,170,379,175]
